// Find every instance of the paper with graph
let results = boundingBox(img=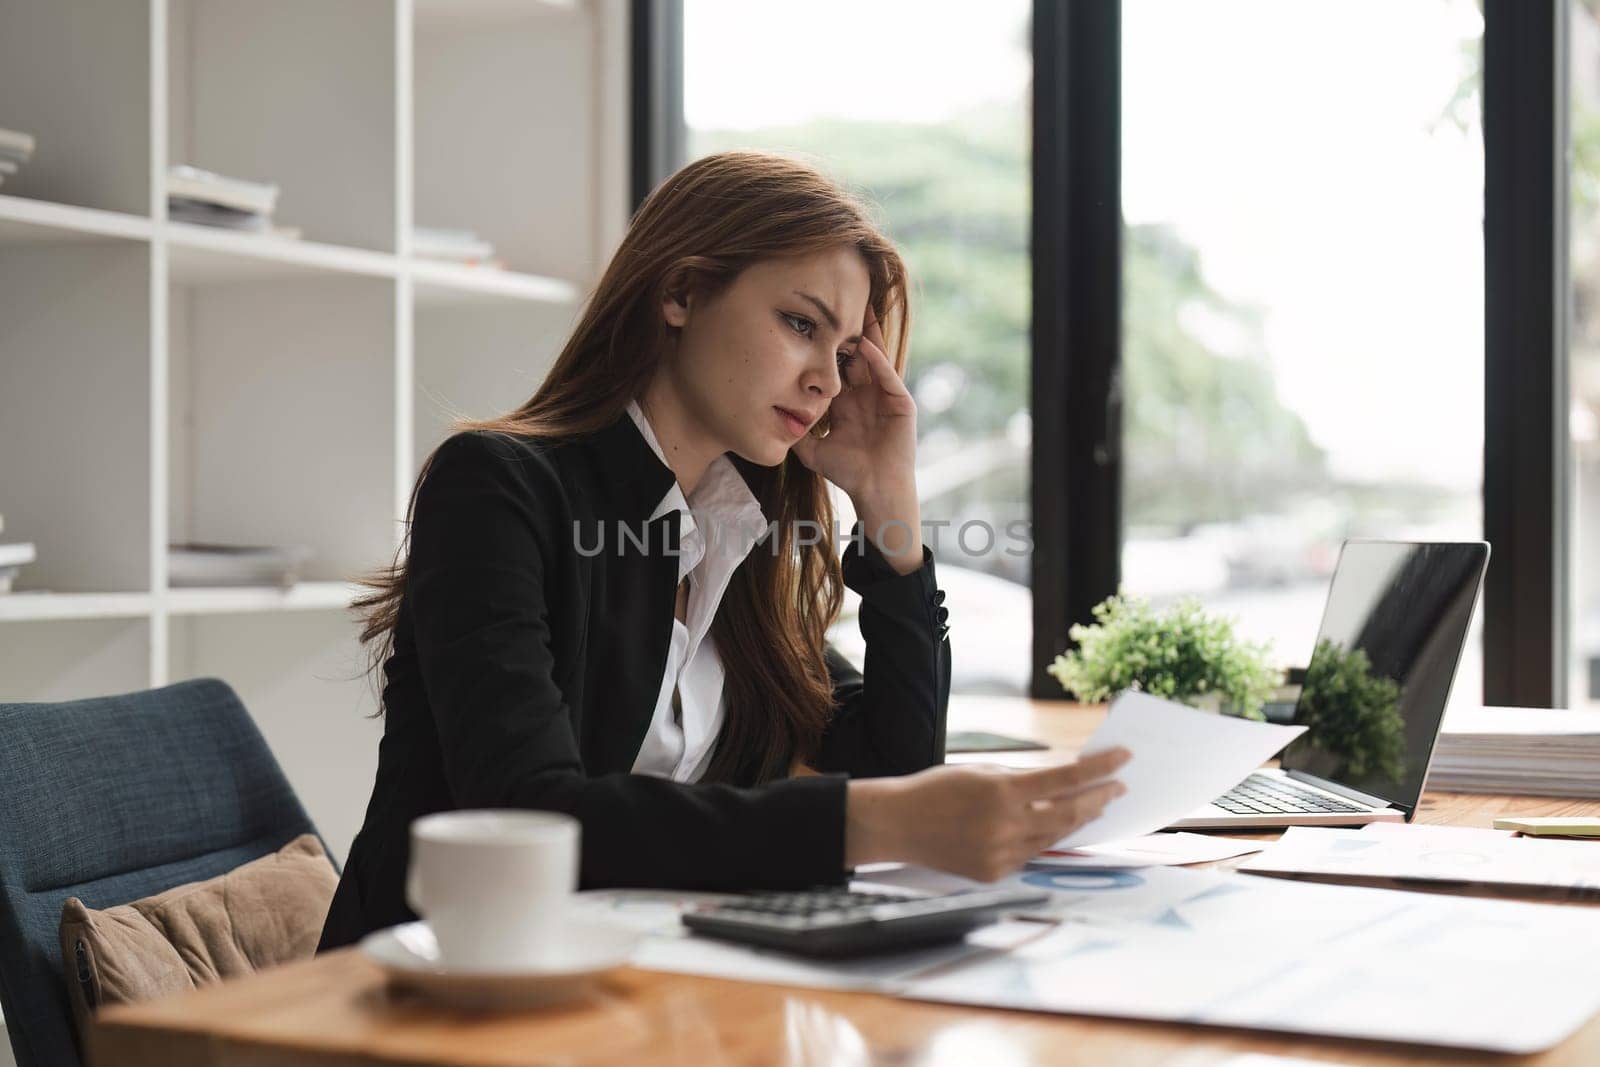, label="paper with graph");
[901,864,1600,1053]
